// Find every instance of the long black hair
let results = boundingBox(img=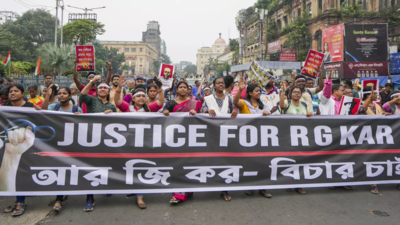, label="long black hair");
[58,87,75,104]
[132,84,150,112]
[245,84,264,110]
[146,84,158,94]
